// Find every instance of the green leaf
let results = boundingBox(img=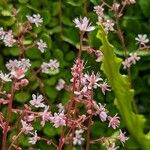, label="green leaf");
[15,92,30,103]
[18,0,29,4]
[67,0,83,6]
[139,0,150,17]
[52,2,60,16]
[61,28,79,46]
[65,51,75,61]
[96,24,150,150]
[41,10,51,25]
[44,86,58,101]
[9,47,20,56]
[44,77,57,86]
[43,123,56,137]
[26,48,41,59]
